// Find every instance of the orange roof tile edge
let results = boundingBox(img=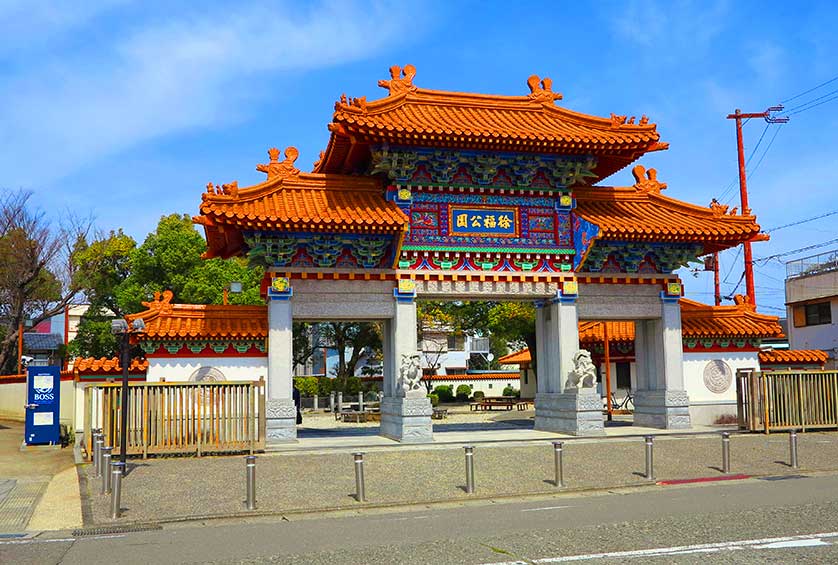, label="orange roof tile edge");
[74,357,148,375]
[574,166,762,245]
[425,372,520,381]
[126,291,269,340]
[759,349,829,366]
